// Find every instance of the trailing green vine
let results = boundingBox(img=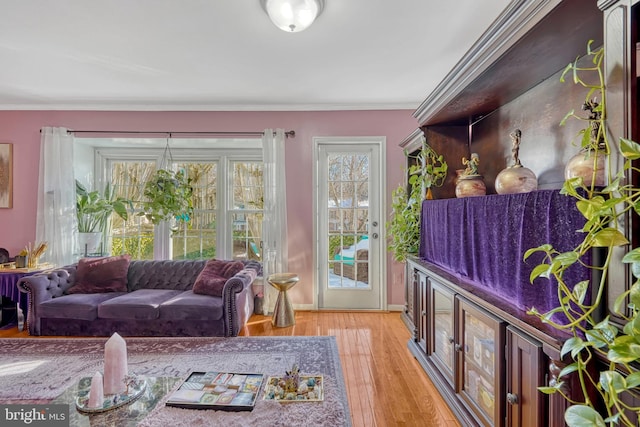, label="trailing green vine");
[387,138,447,262]
[524,41,640,427]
